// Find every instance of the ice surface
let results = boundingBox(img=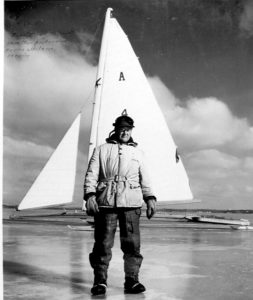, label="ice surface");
[3,210,253,300]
